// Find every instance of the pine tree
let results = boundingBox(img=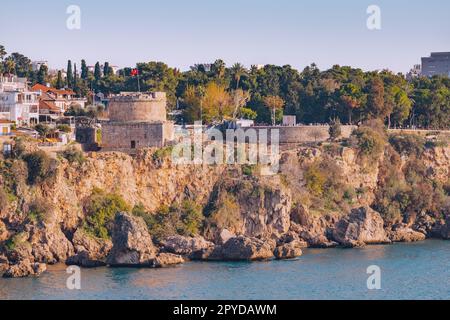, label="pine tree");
[66,60,73,88]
